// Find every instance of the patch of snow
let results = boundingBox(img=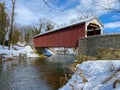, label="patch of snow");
[67,48,76,54]
[17,42,26,47]
[0,45,39,58]
[19,46,38,57]
[59,60,120,90]
[49,48,75,55]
